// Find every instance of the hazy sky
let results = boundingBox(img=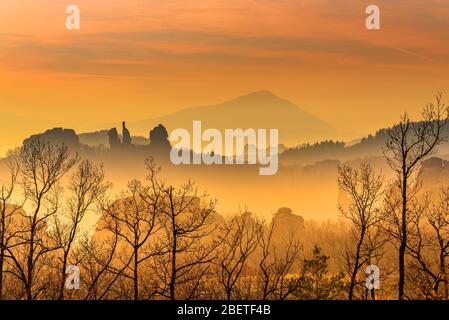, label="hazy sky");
[1,0,448,149]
